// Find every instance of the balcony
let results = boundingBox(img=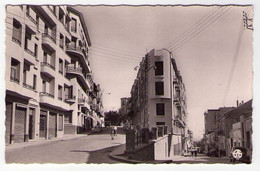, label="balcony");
[12,37,21,46]
[23,82,35,91]
[41,62,55,78]
[66,66,90,90]
[78,98,85,105]
[66,44,84,58]
[10,75,20,84]
[173,95,181,106]
[65,44,90,72]
[174,115,185,128]
[40,92,54,98]
[26,12,37,25]
[65,95,76,103]
[173,77,178,84]
[175,84,180,91]
[42,33,56,52]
